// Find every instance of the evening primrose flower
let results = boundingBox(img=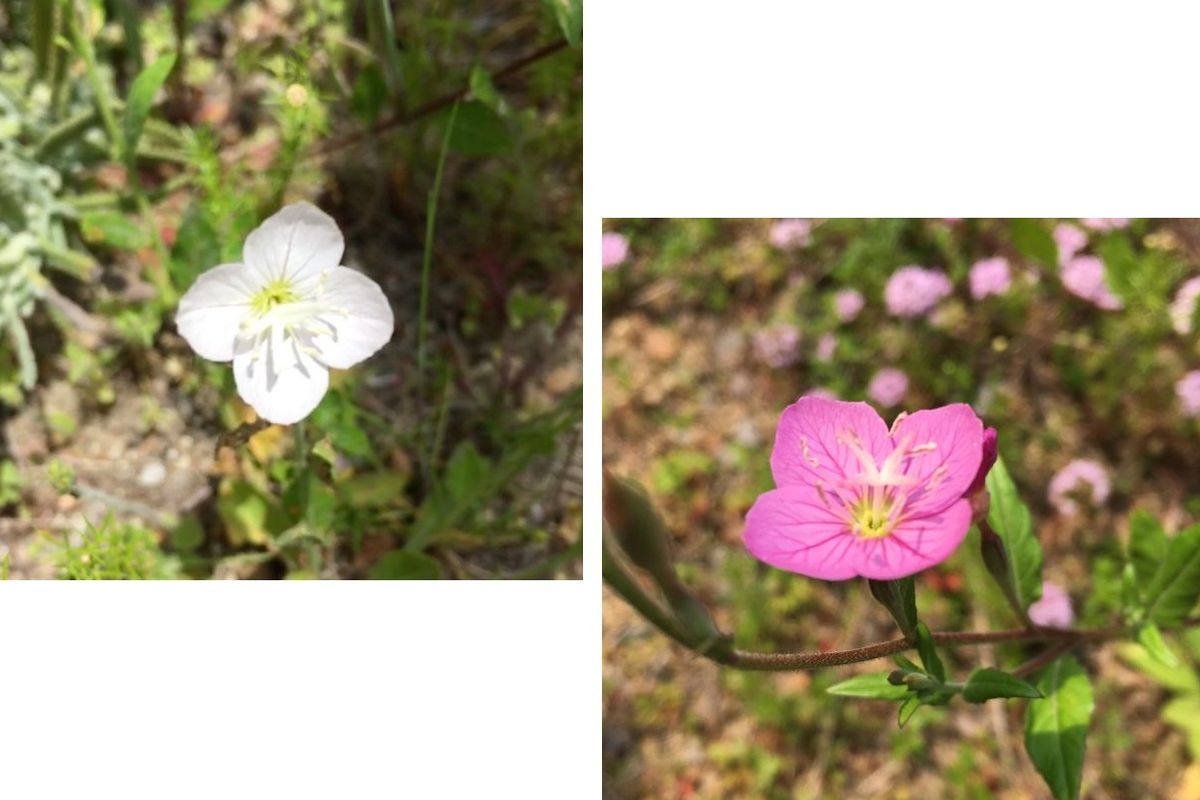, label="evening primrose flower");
[867,368,908,407]
[1177,370,1200,416]
[176,202,394,425]
[1047,458,1111,516]
[968,256,1012,300]
[1028,581,1074,628]
[743,395,990,580]
[884,266,952,318]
